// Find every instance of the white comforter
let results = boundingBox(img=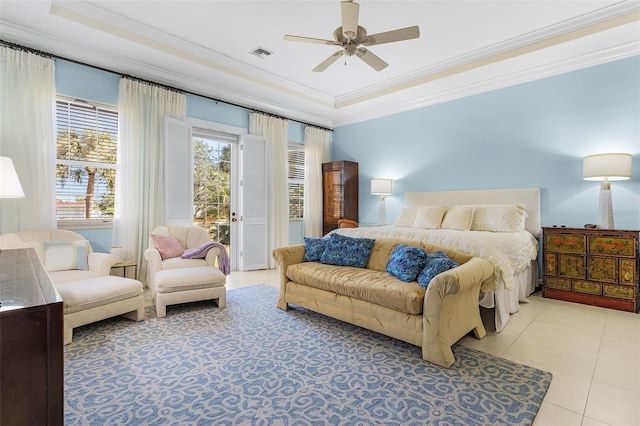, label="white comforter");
[332,226,538,292]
